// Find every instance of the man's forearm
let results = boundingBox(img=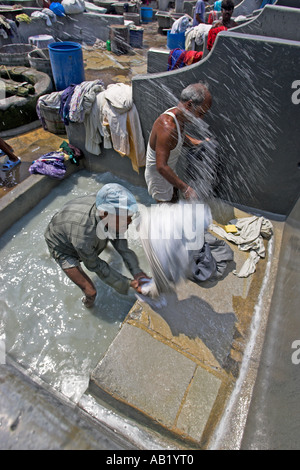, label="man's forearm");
[158,164,188,192]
